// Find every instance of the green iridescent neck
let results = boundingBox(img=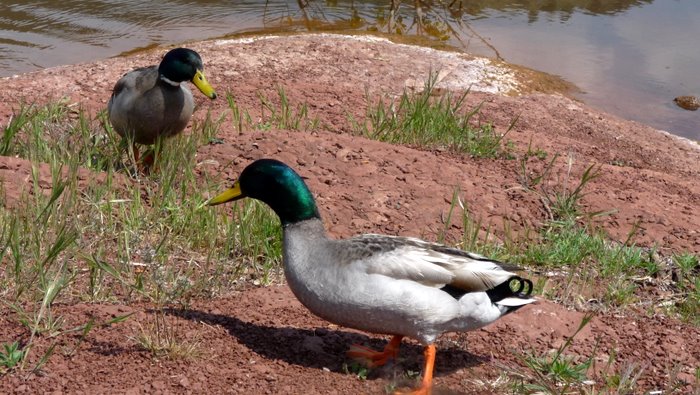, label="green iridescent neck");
[276,171,319,226]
